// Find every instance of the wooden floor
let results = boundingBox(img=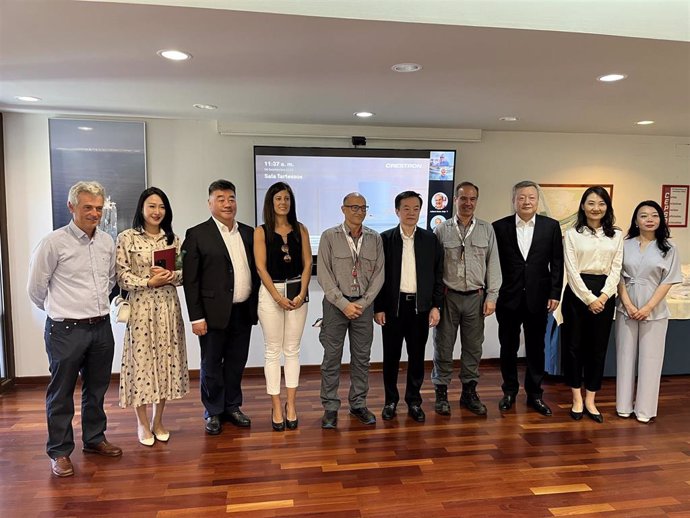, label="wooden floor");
[2,365,690,517]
